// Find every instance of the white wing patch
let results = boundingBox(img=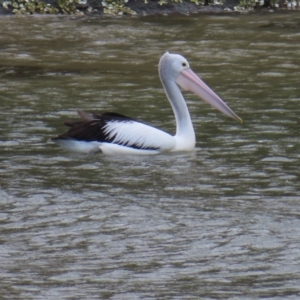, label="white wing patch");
[103,120,176,151]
